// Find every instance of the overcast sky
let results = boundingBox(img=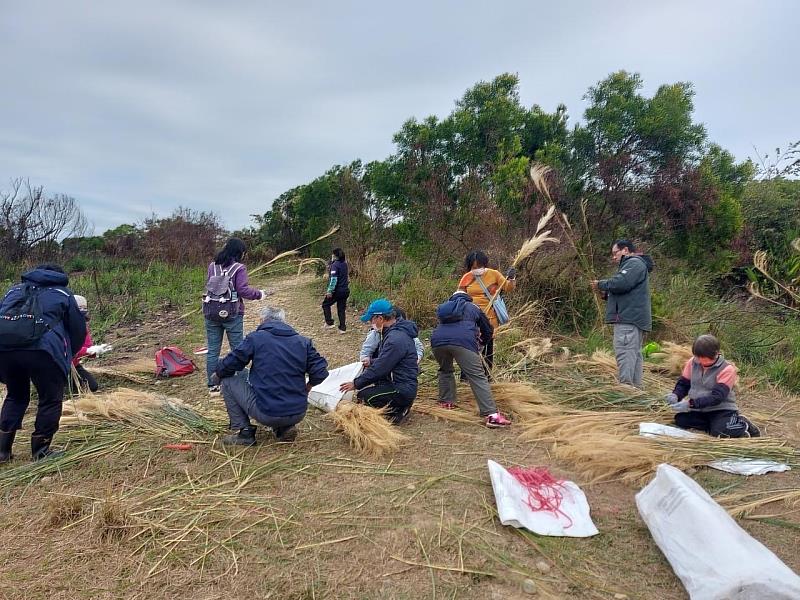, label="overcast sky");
[1,1,797,234]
